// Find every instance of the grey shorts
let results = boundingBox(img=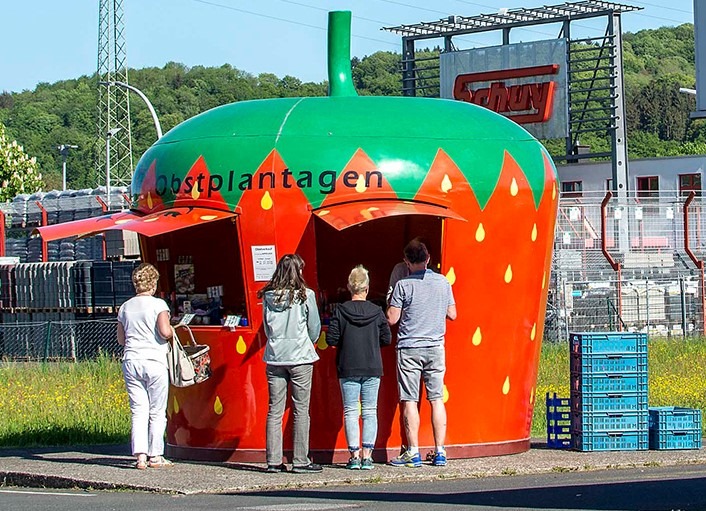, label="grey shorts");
[396,346,446,402]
